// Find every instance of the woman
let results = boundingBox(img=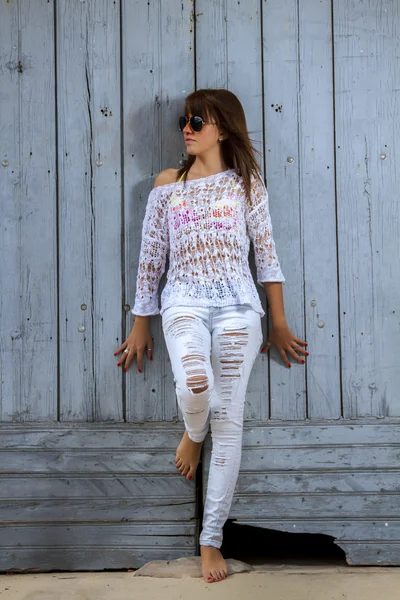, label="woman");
[114,88,308,583]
